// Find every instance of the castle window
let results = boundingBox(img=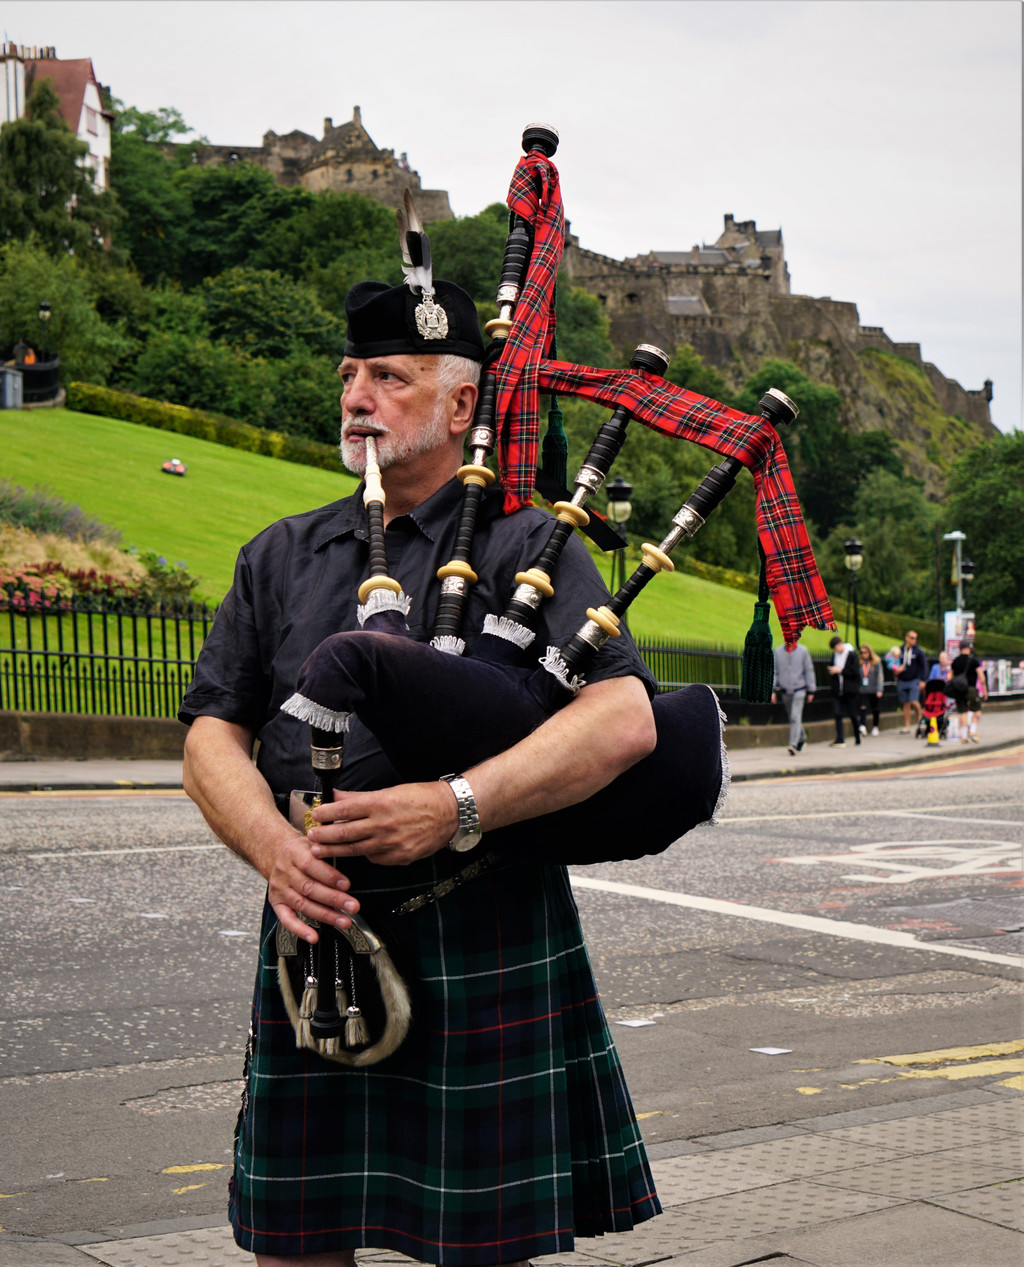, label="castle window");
[229,151,239,162]
[625,292,638,305]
